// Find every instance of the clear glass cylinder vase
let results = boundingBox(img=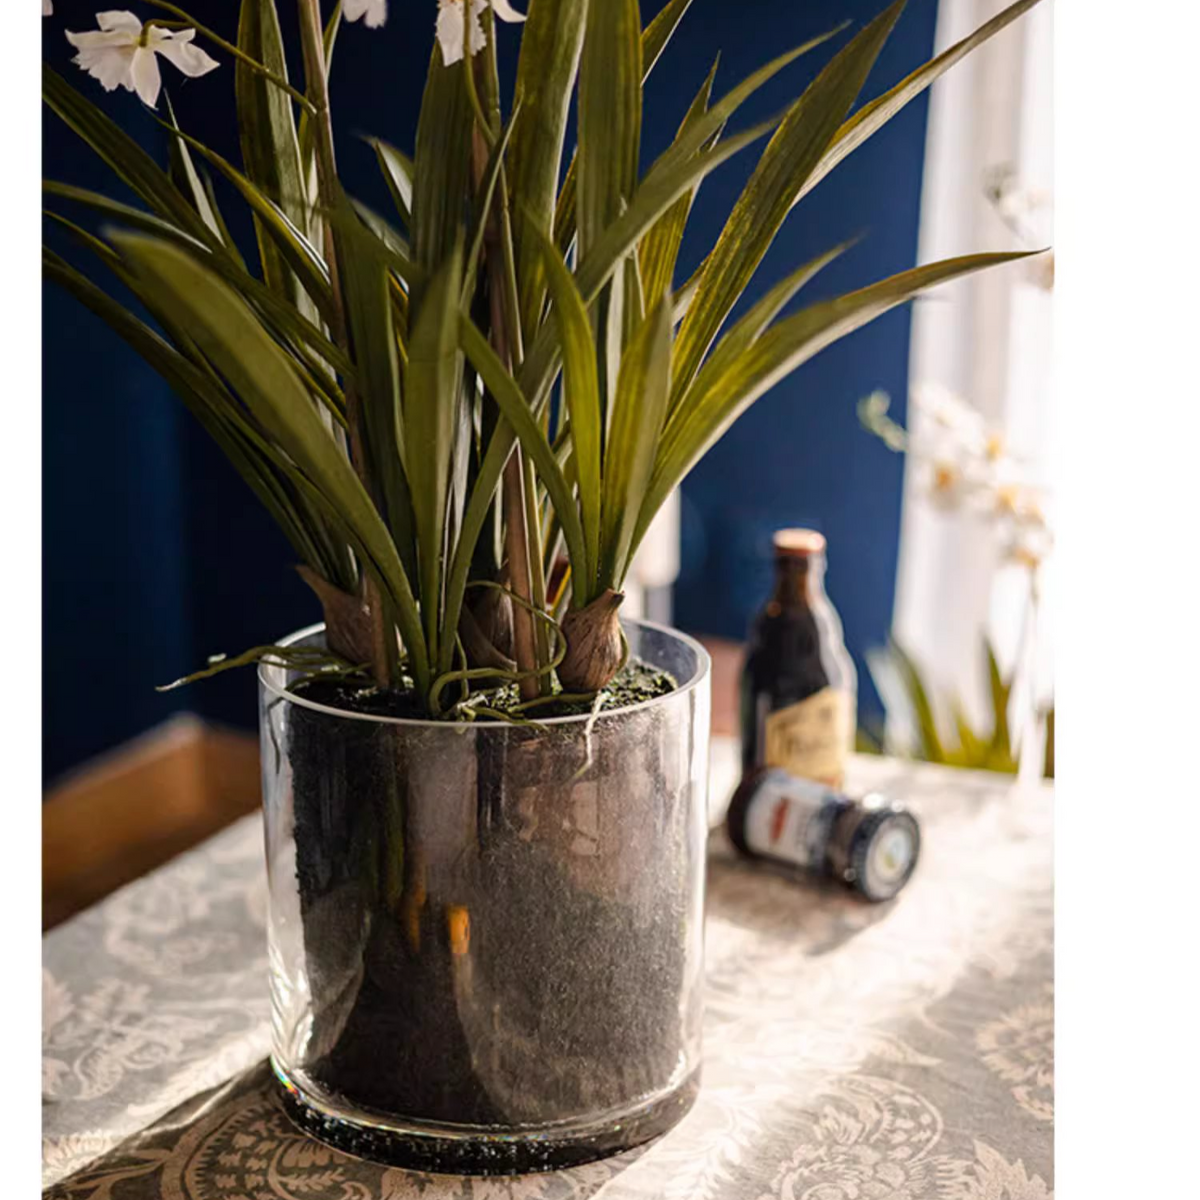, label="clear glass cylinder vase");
[258,619,711,1174]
